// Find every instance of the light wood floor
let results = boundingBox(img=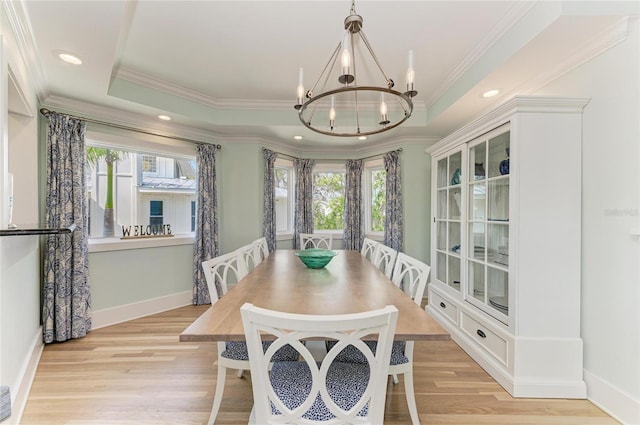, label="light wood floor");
[21,305,618,425]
